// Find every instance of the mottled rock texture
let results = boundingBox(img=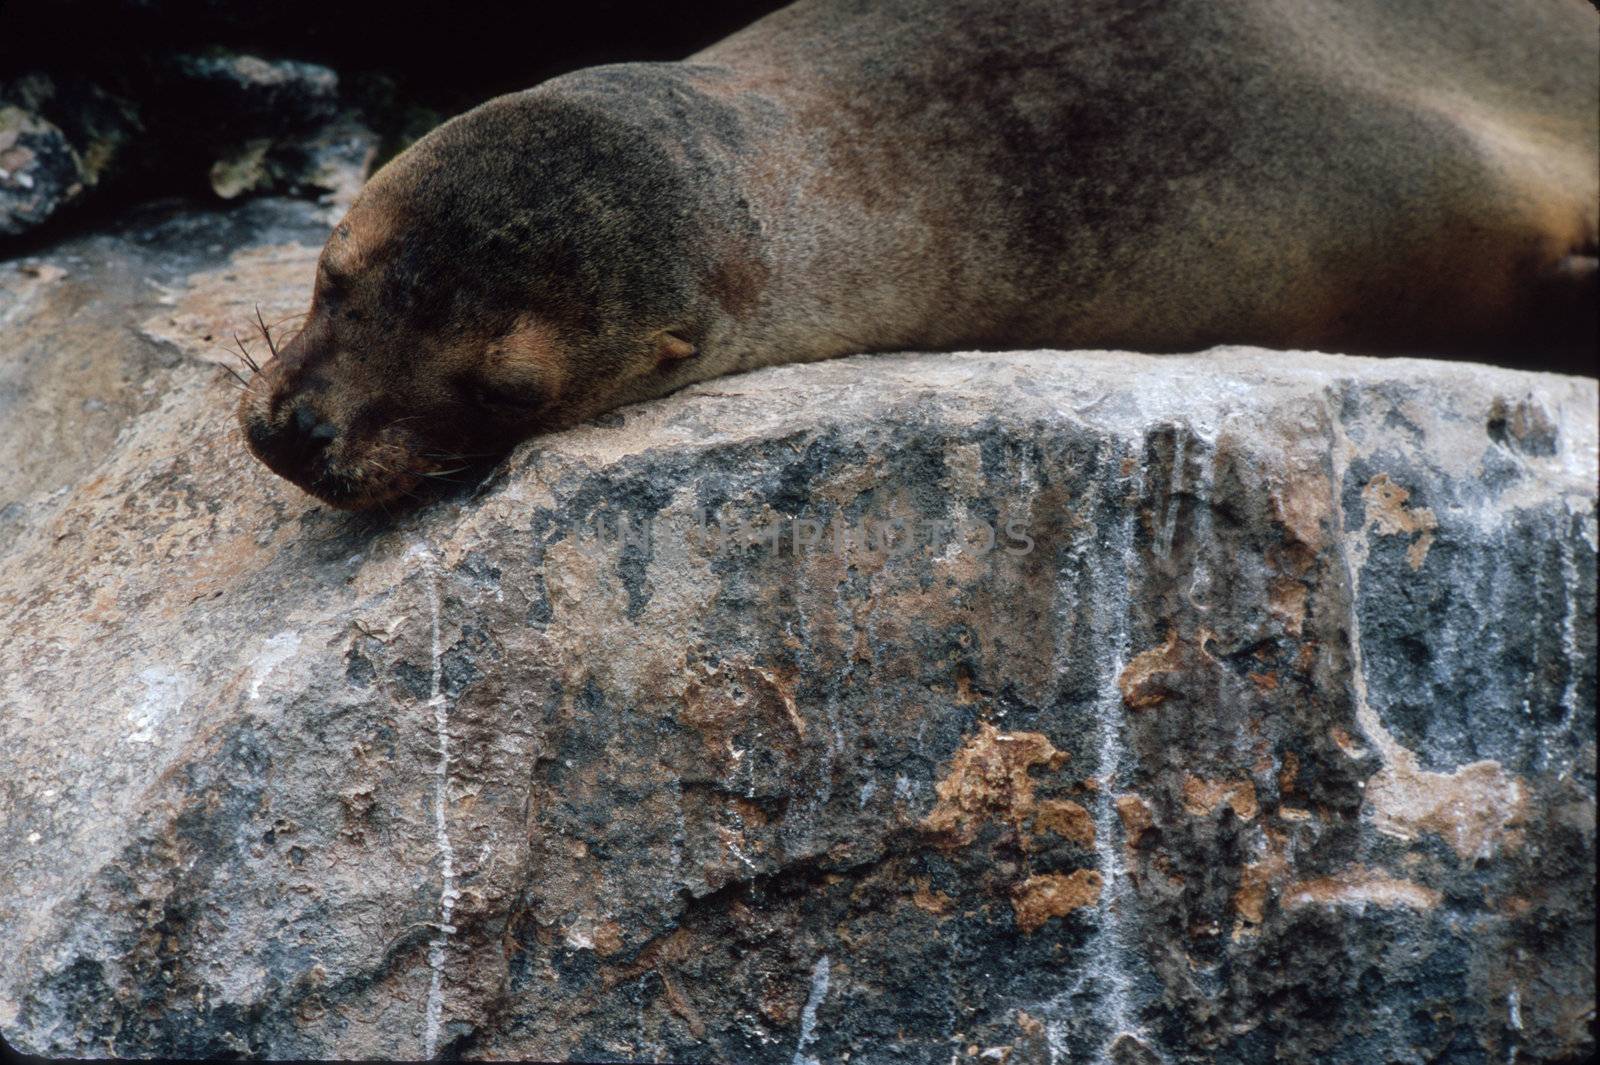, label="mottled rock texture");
[1,201,1595,1062]
[0,71,150,237]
